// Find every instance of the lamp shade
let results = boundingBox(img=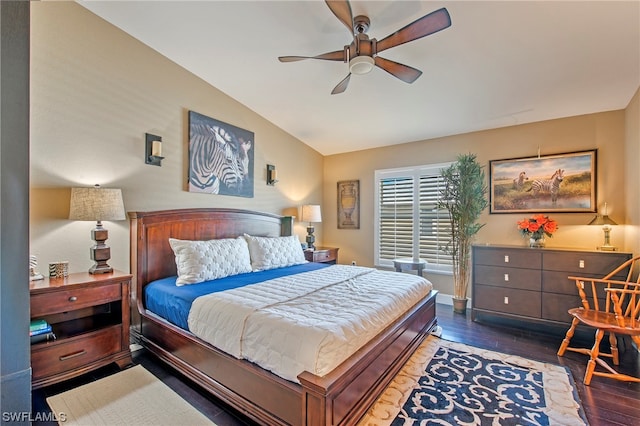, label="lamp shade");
[69,186,126,221]
[301,205,322,223]
[588,214,617,226]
